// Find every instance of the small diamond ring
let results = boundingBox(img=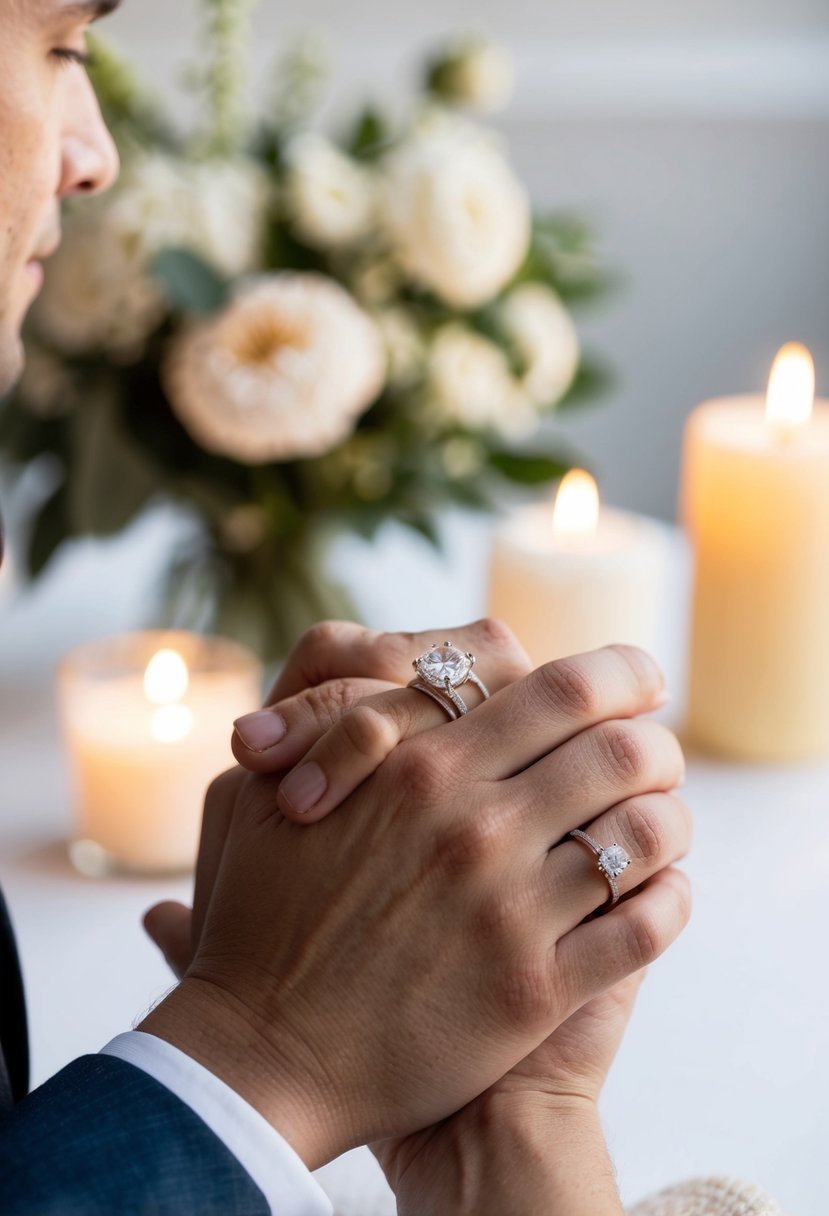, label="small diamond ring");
[569,829,631,908]
[408,641,491,720]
